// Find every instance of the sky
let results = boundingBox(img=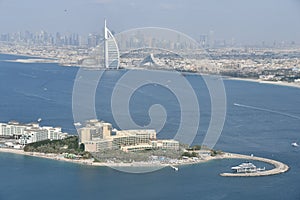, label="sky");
[0,0,299,44]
